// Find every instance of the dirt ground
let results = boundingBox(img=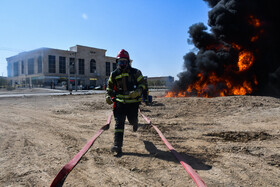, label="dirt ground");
[0,89,279,187]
